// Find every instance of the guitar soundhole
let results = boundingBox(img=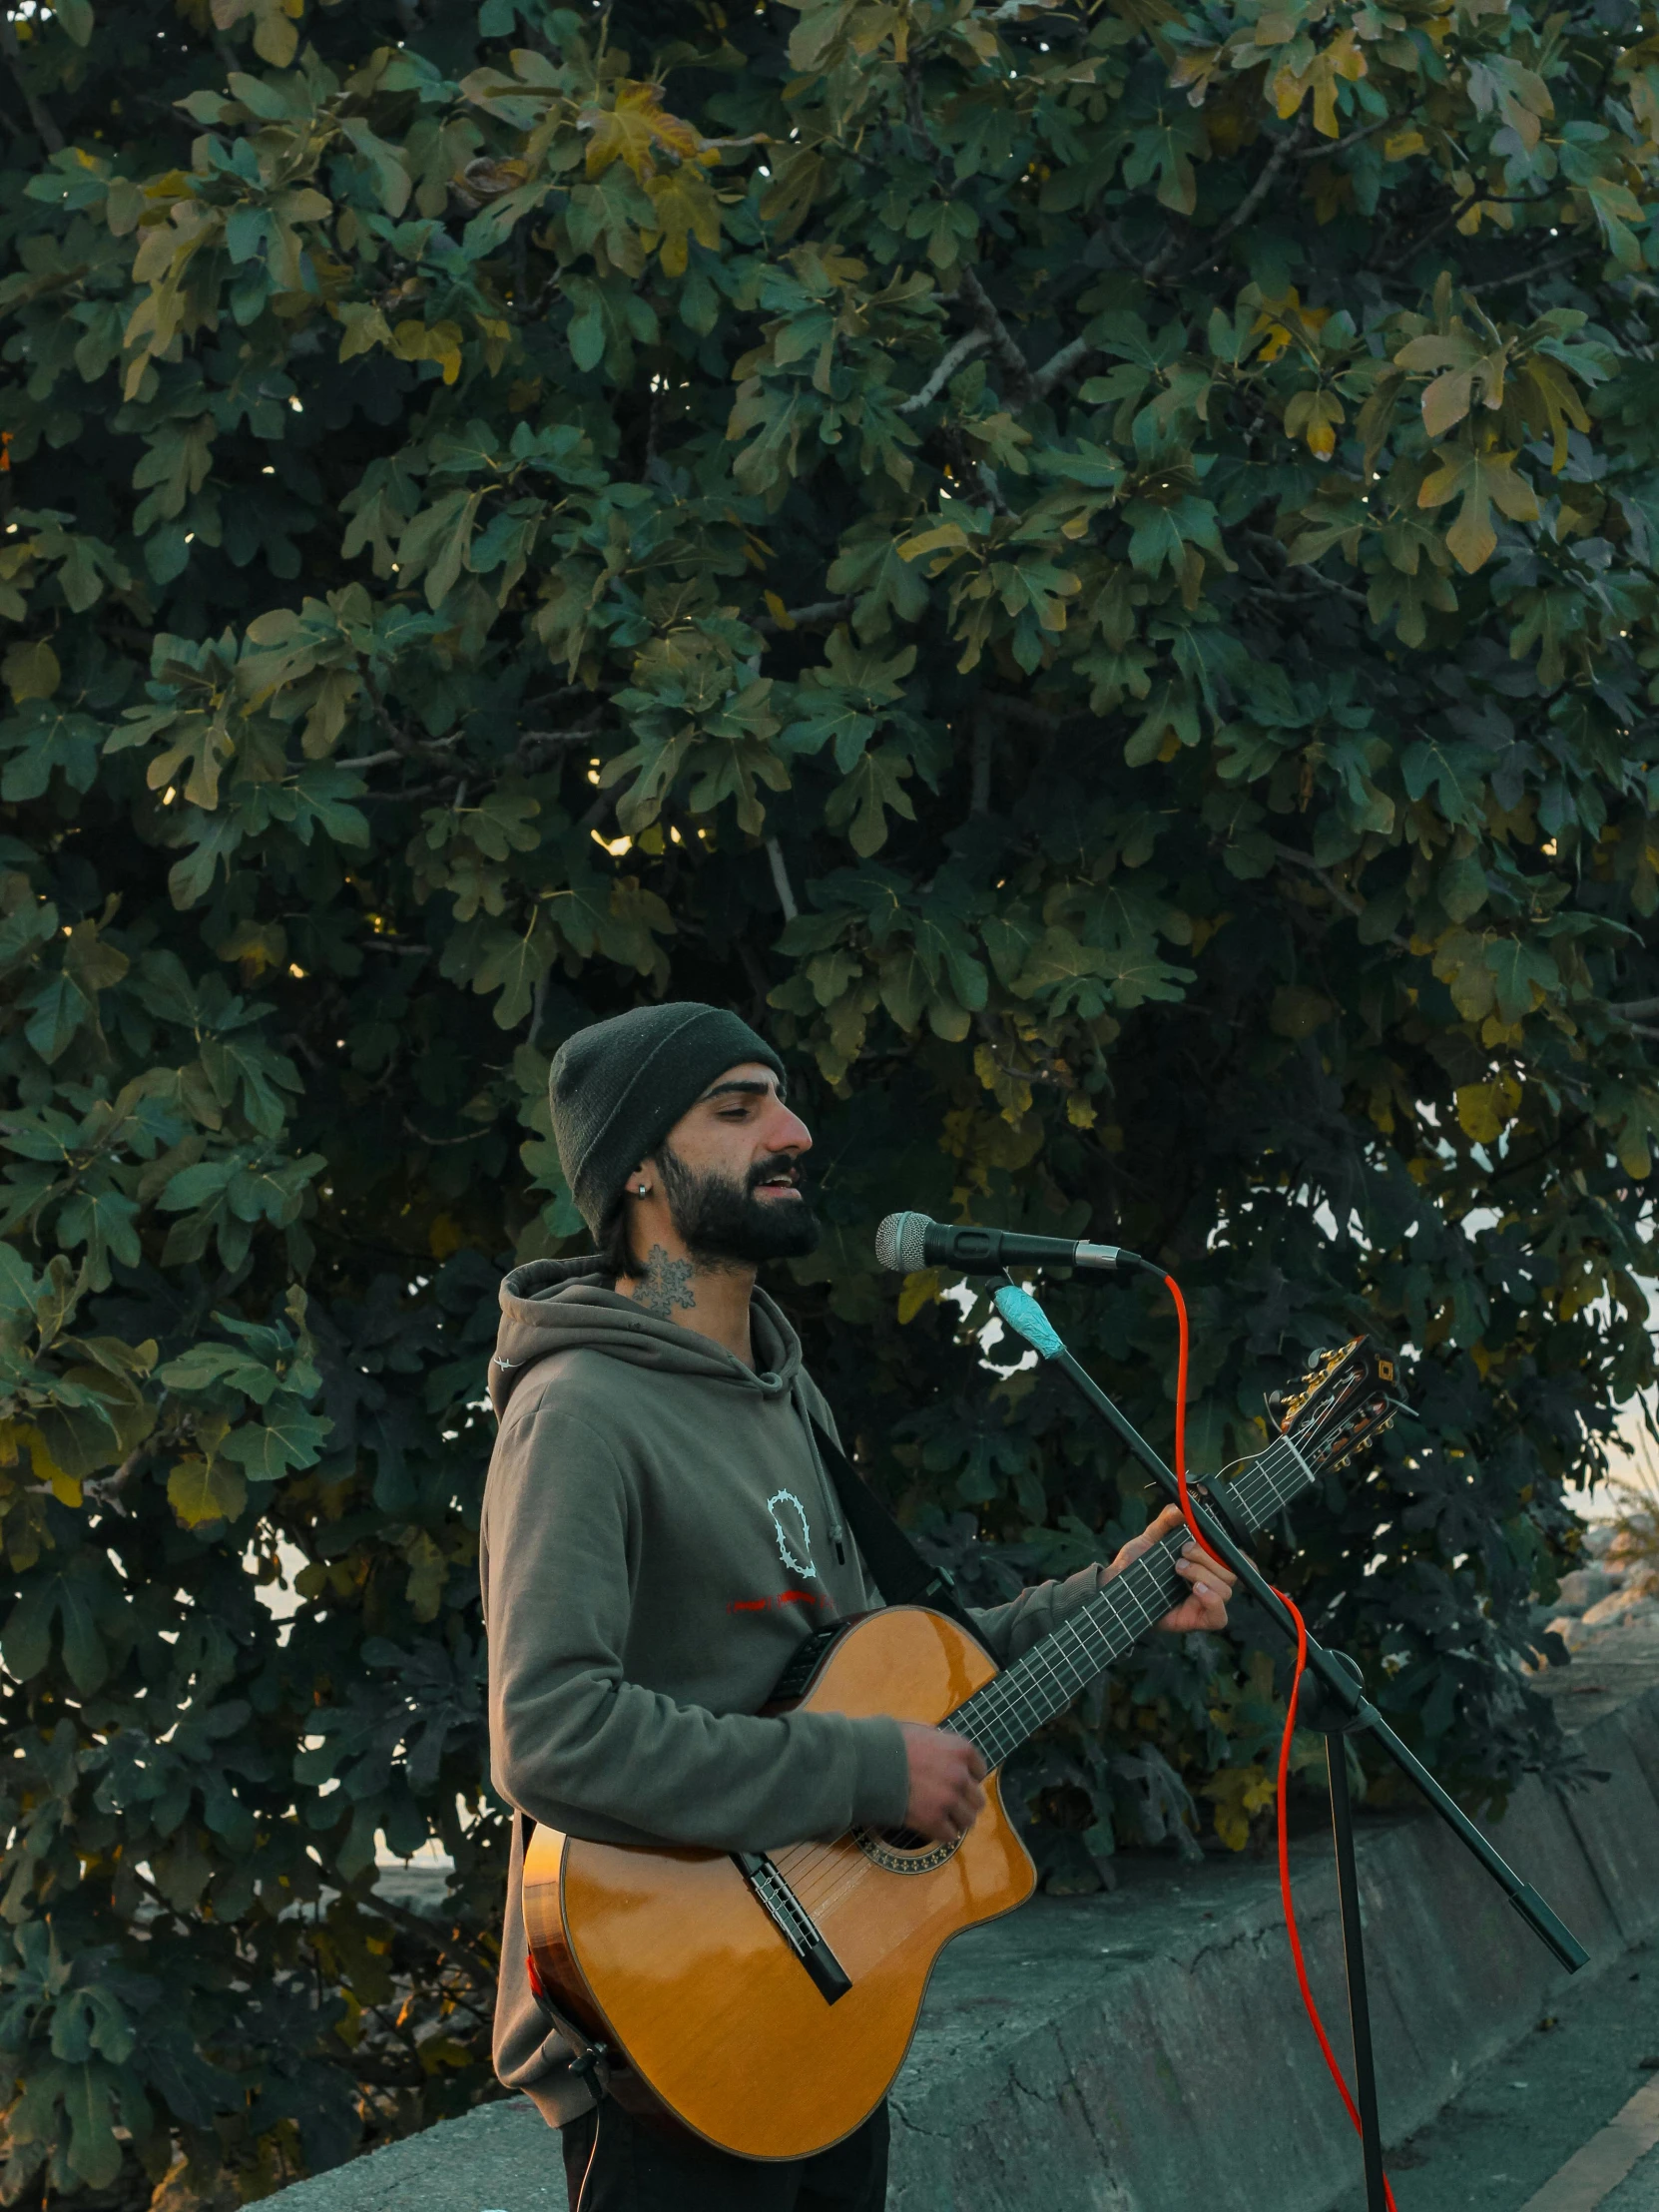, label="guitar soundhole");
[851,1825,963,1875]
